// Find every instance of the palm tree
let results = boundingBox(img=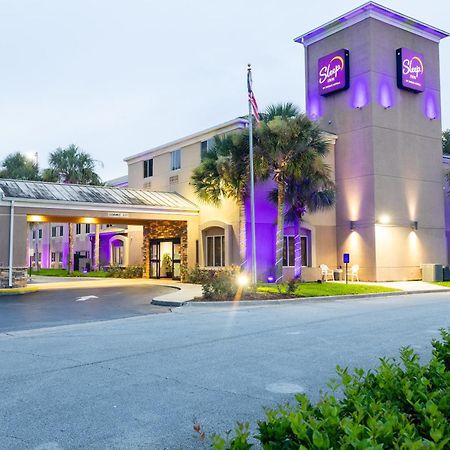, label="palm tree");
[271,158,335,280]
[0,152,40,180]
[191,133,249,266]
[255,104,329,282]
[42,144,102,185]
